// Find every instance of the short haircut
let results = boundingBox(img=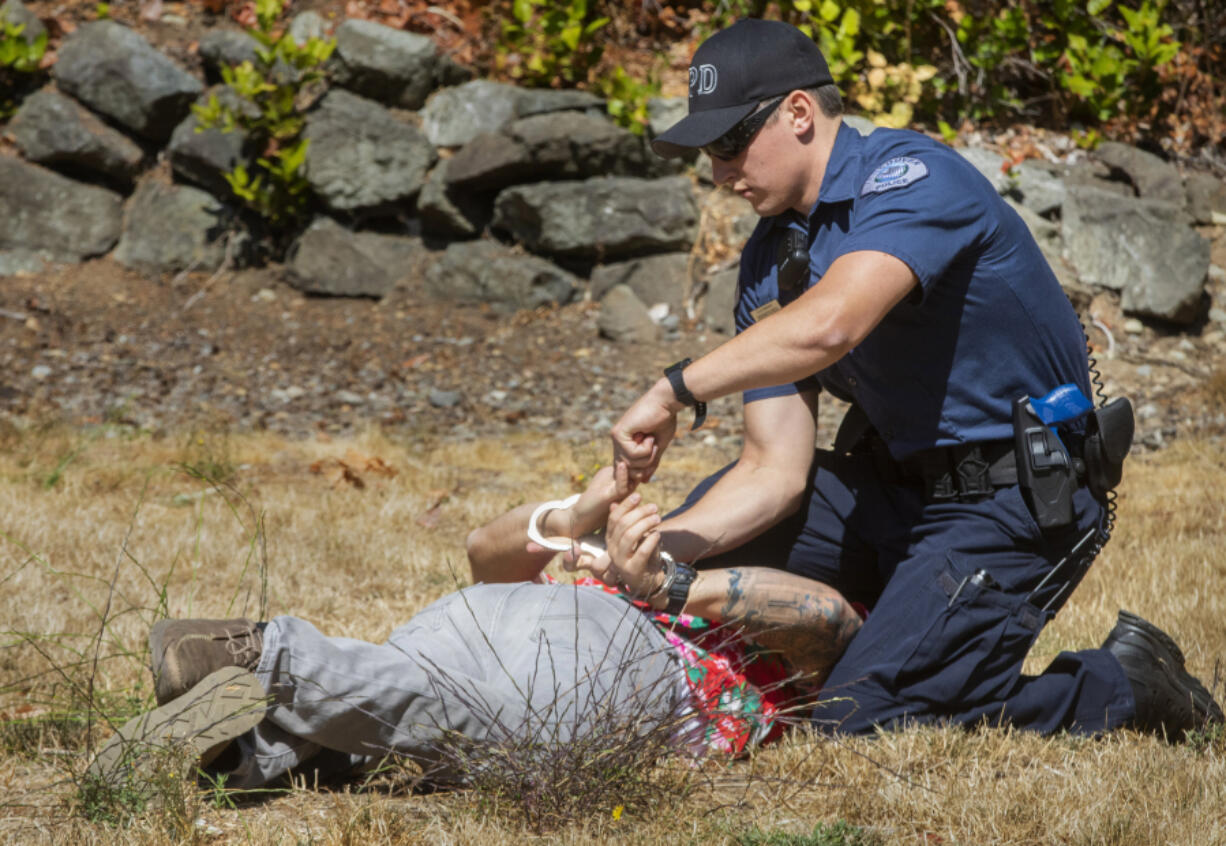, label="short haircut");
[763,84,844,123]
